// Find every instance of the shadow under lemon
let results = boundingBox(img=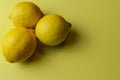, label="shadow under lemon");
[21,28,82,64]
